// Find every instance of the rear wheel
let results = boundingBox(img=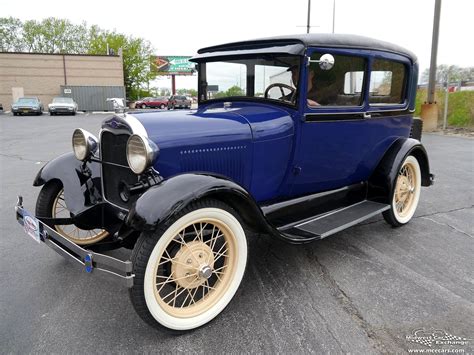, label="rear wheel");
[160,104,165,109]
[130,199,247,331]
[36,180,109,245]
[383,155,421,227]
